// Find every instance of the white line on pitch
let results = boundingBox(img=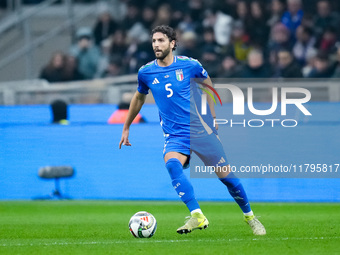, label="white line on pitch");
[0,236,339,247]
